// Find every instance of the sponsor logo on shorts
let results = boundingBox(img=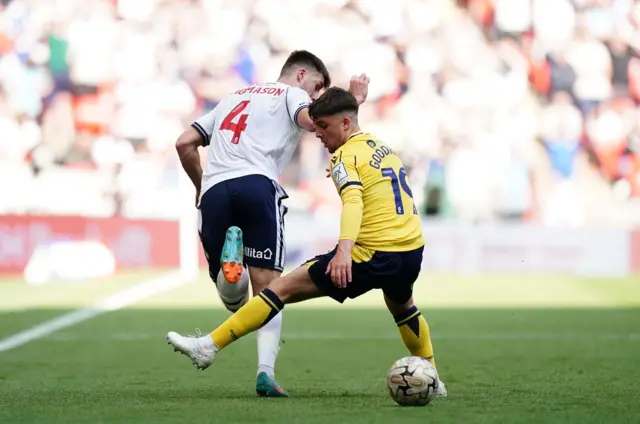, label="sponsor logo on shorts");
[244,247,273,260]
